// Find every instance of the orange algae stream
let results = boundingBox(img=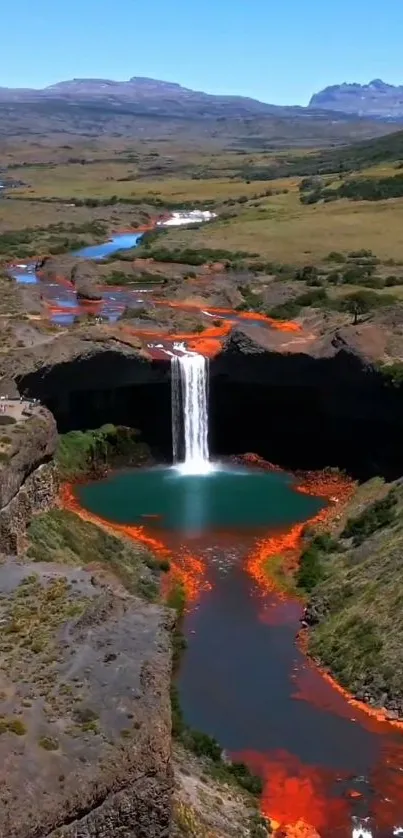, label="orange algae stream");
[63,468,403,838]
